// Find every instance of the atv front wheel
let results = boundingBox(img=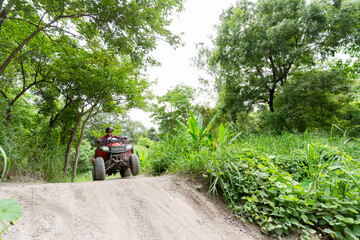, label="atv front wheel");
[120,168,131,178]
[130,154,140,176]
[92,167,96,181]
[93,157,105,181]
